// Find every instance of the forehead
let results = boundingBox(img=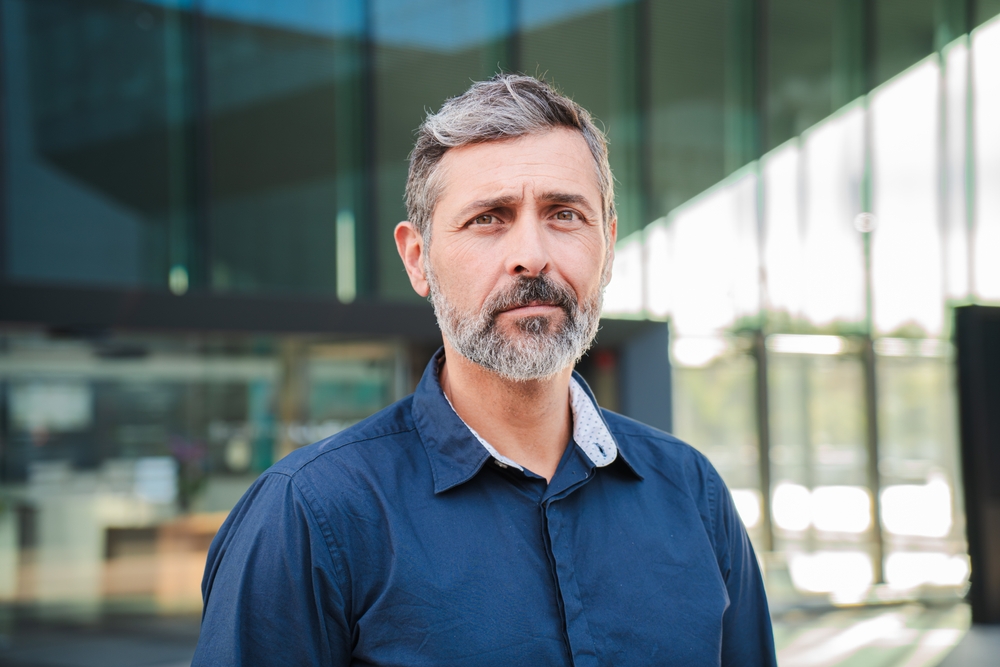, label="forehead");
[432,128,601,218]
